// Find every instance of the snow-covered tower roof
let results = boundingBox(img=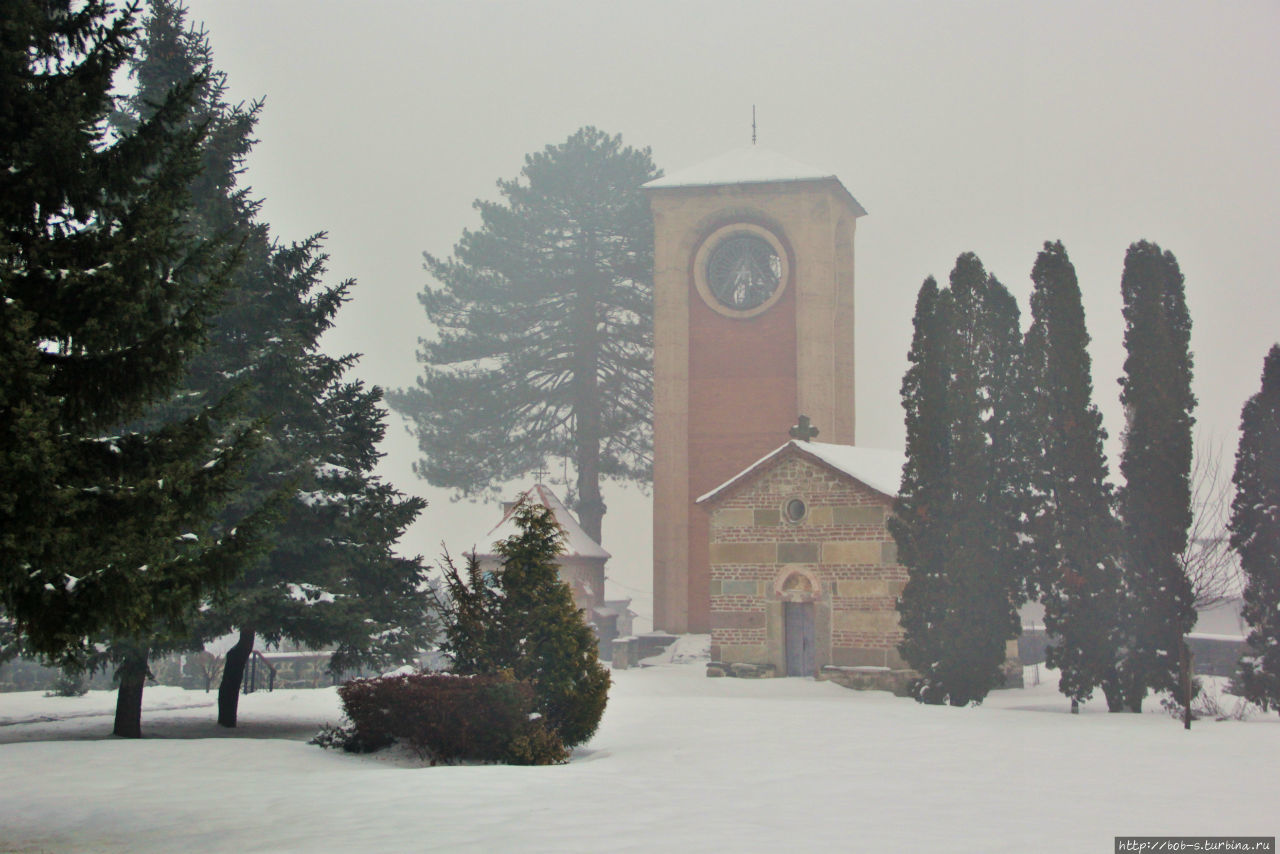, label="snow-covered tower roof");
[470,483,611,561]
[642,146,866,216]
